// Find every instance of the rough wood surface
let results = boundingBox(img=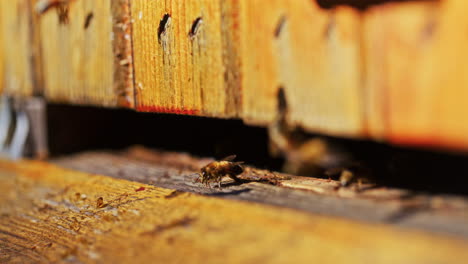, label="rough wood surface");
[131,0,238,116]
[0,0,38,96]
[363,0,468,149]
[52,147,468,239]
[37,0,134,107]
[5,0,468,150]
[241,1,363,138]
[2,159,468,263]
[131,0,363,136]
